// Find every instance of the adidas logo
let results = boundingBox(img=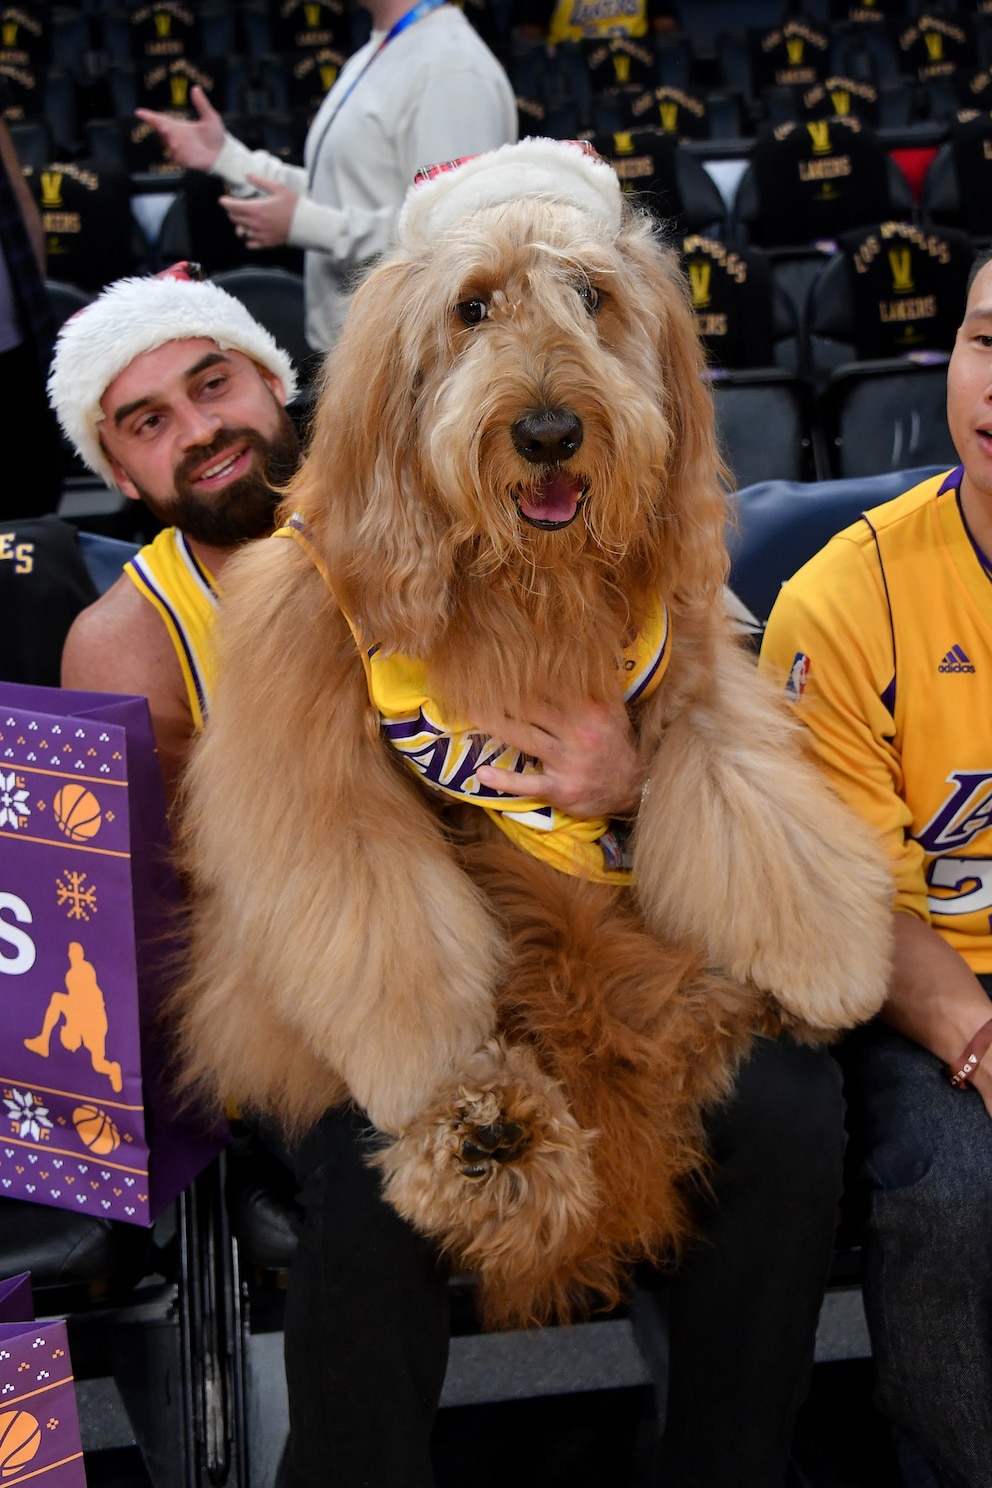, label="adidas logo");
[938,644,976,673]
